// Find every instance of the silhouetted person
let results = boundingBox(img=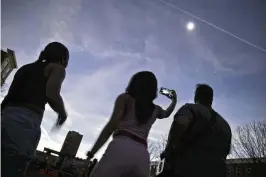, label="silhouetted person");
[85,71,177,177]
[1,42,69,177]
[160,84,232,177]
